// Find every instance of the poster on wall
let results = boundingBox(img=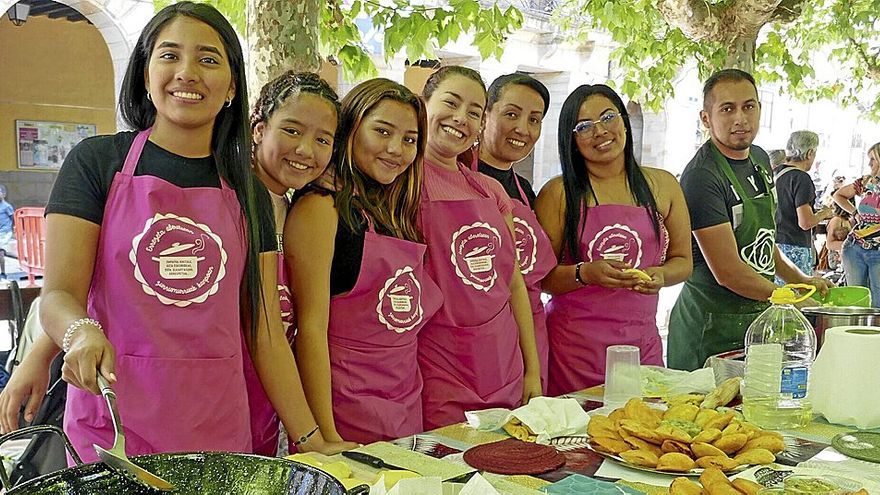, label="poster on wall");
[15,120,97,170]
